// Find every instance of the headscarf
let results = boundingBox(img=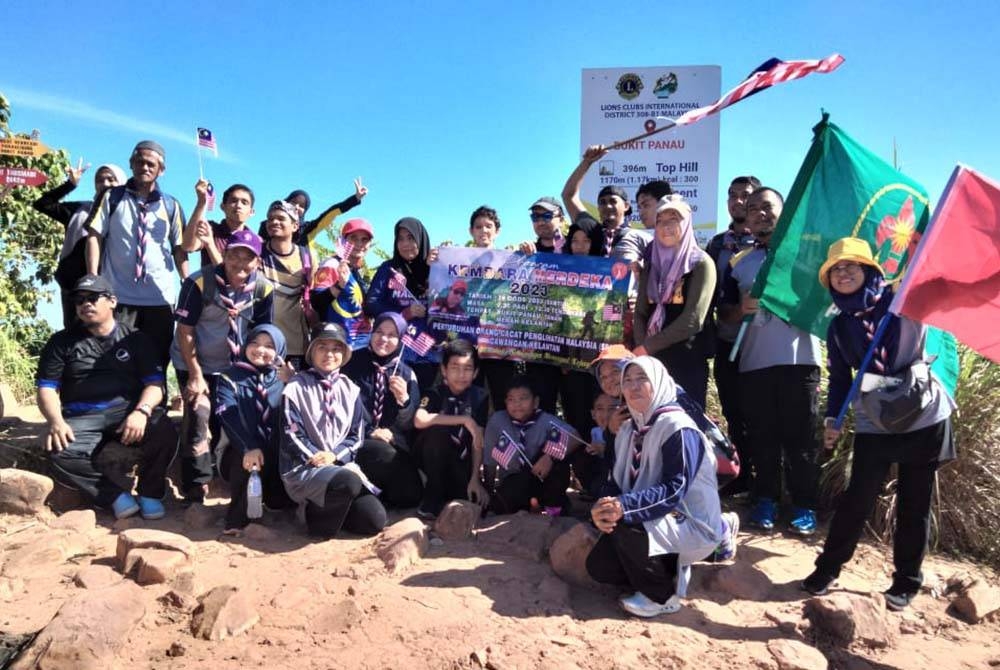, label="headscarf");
[285,189,311,215]
[370,312,405,363]
[621,356,678,427]
[391,217,431,297]
[224,324,287,443]
[829,266,901,374]
[367,312,406,427]
[563,221,601,256]
[95,164,127,191]
[645,200,704,335]
[236,324,287,380]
